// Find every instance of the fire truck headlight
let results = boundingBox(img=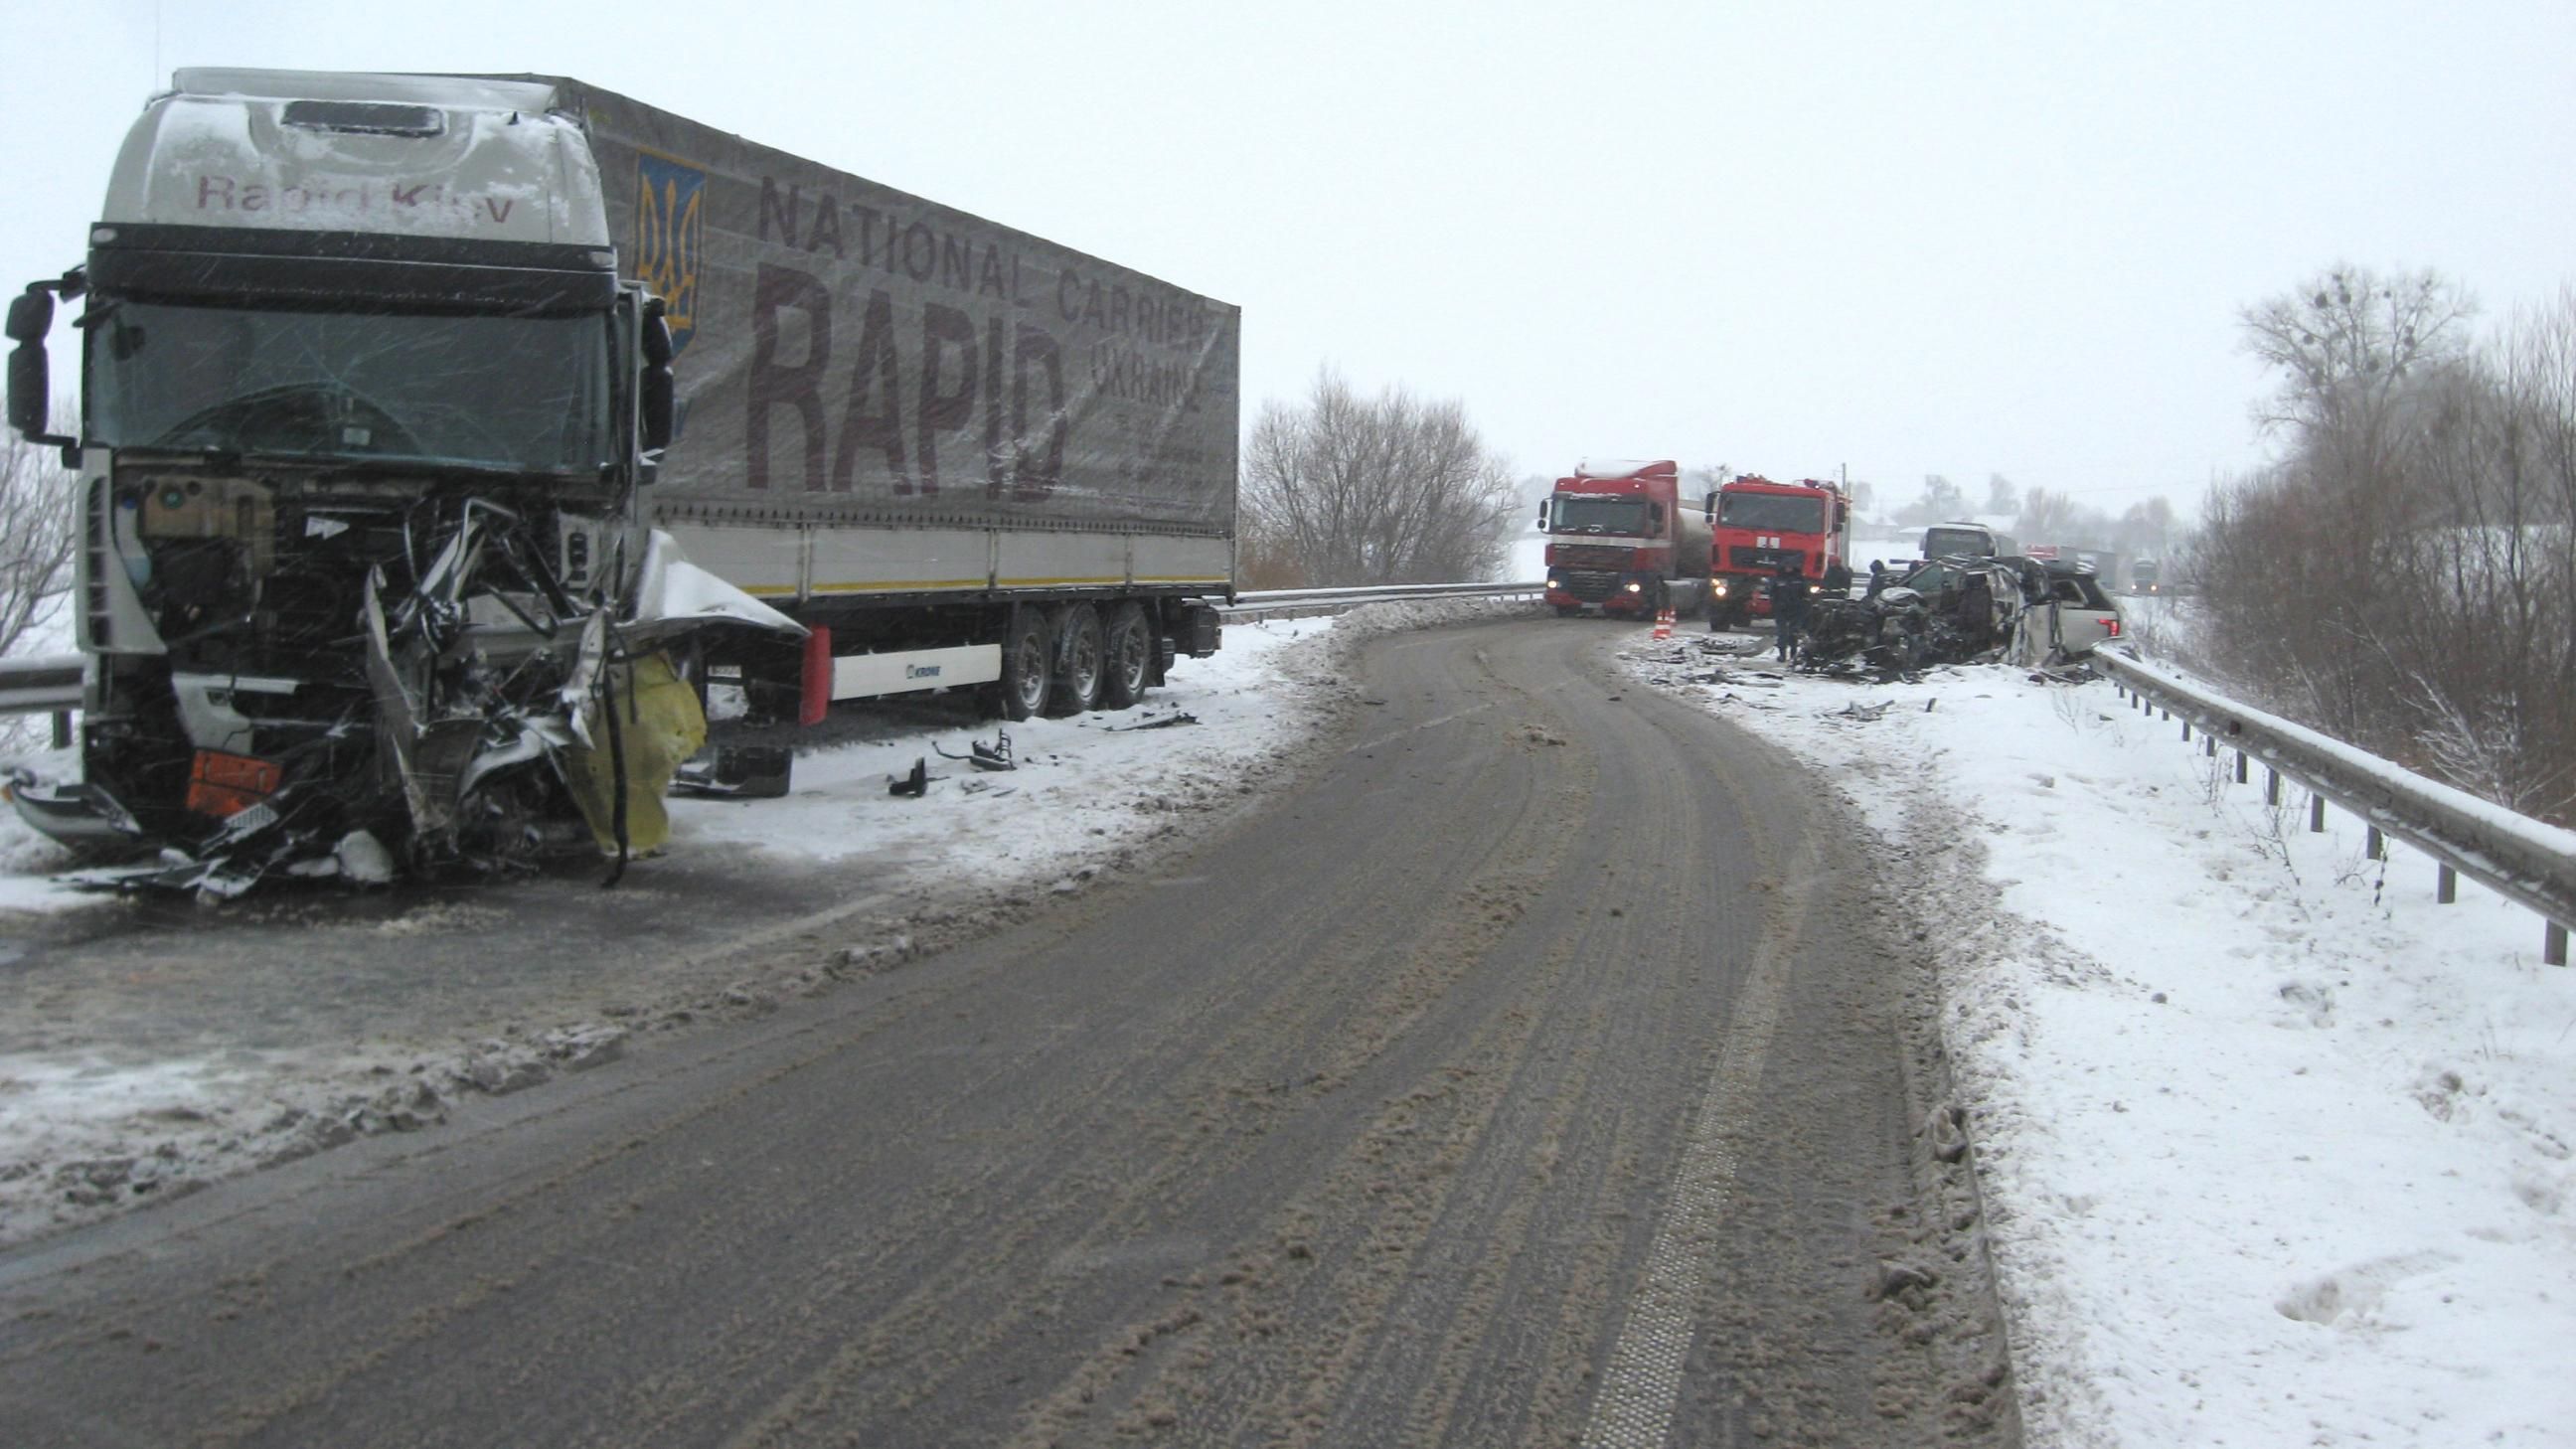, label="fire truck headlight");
[1624,581,1643,593]
[1808,583,1823,594]
[1546,576,1562,591]
[1712,581,1728,597]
